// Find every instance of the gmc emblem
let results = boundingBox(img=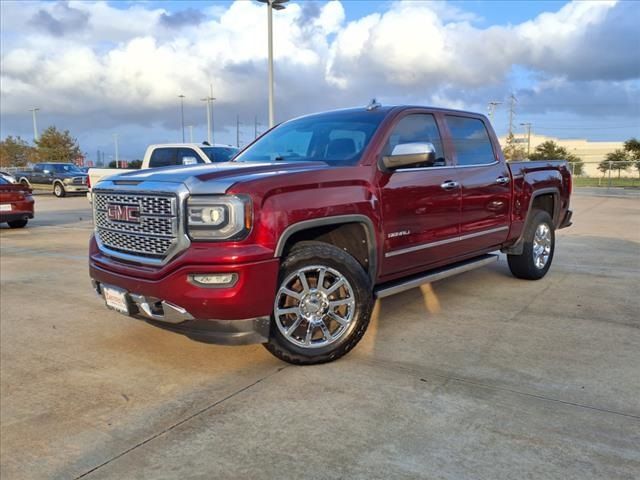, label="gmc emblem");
[106,204,140,223]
